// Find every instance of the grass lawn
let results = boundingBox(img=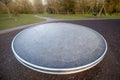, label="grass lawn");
[0,14,45,30]
[39,14,120,19]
